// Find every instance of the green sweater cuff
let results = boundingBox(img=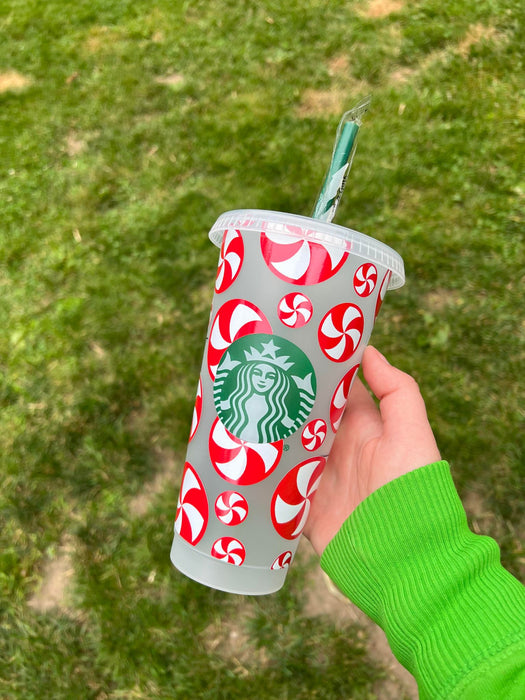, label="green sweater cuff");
[320,460,525,699]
